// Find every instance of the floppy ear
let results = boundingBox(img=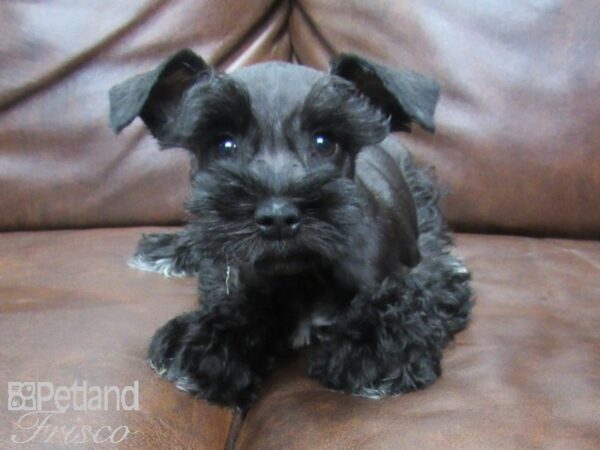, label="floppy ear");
[330,53,440,133]
[109,49,211,144]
